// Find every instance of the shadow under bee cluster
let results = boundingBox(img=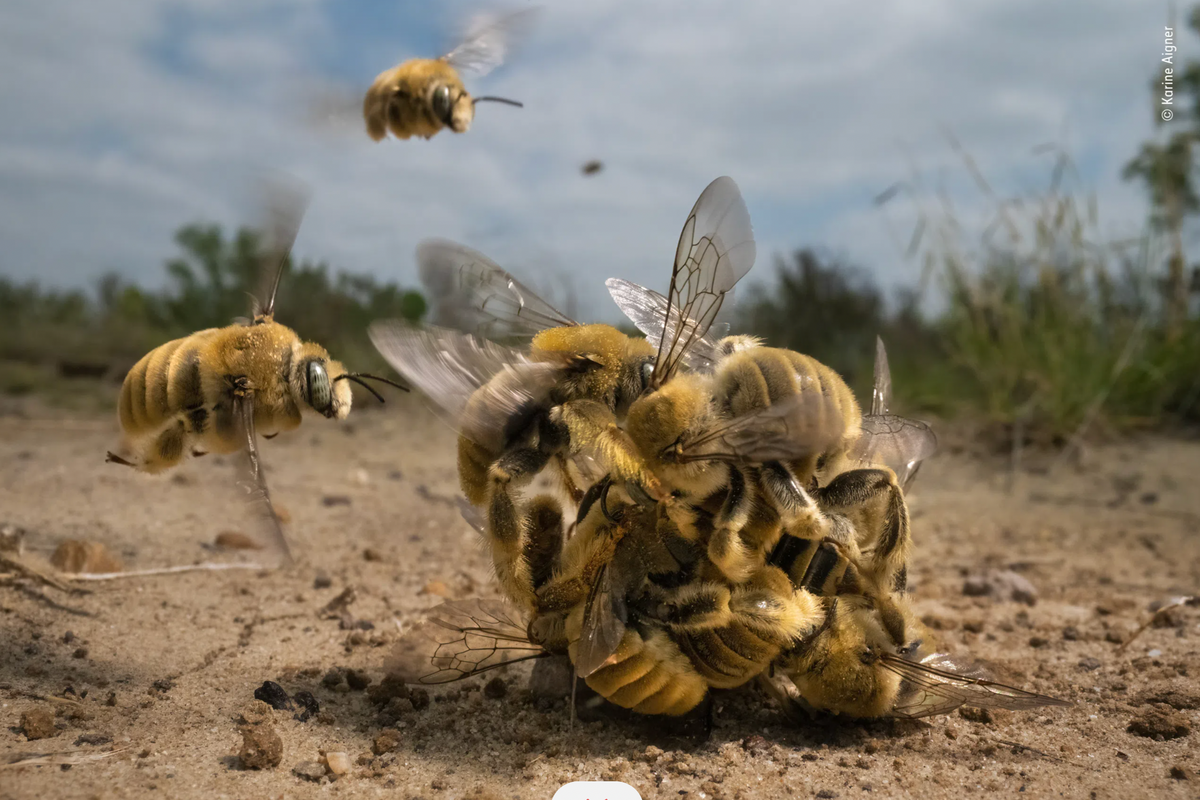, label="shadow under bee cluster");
[370,175,1072,731]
